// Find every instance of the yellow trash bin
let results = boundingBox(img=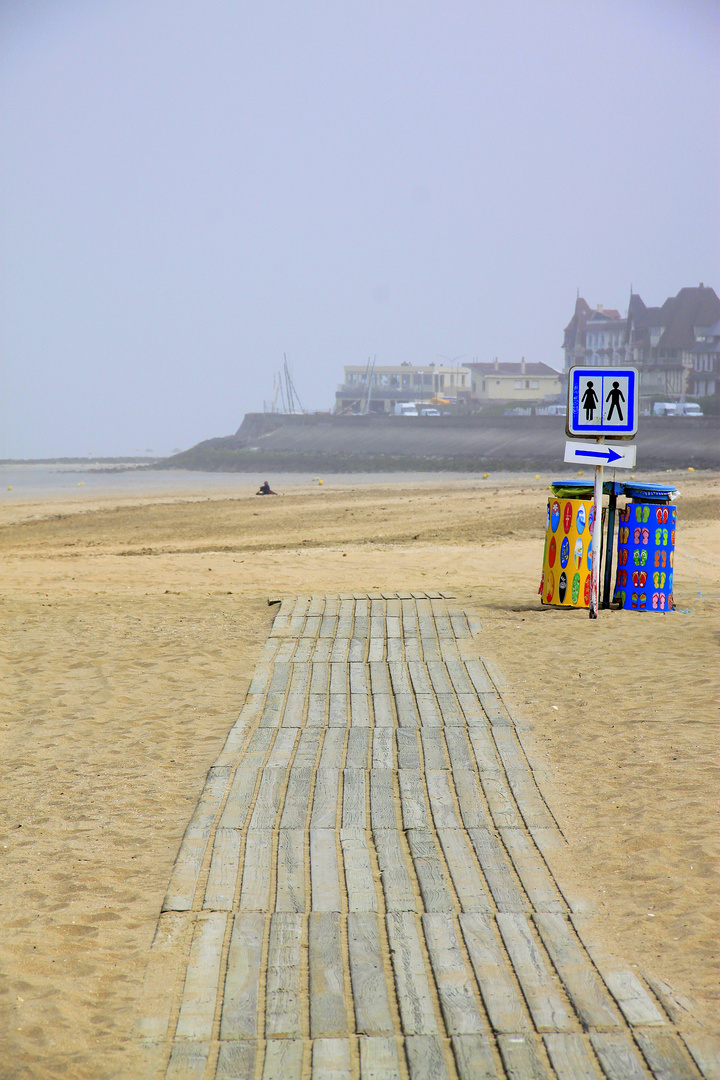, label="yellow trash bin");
[540,496,595,608]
